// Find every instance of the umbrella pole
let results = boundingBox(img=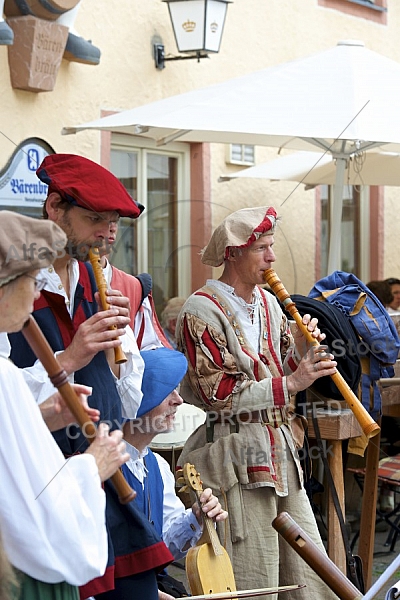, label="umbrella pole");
[327,155,347,274]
